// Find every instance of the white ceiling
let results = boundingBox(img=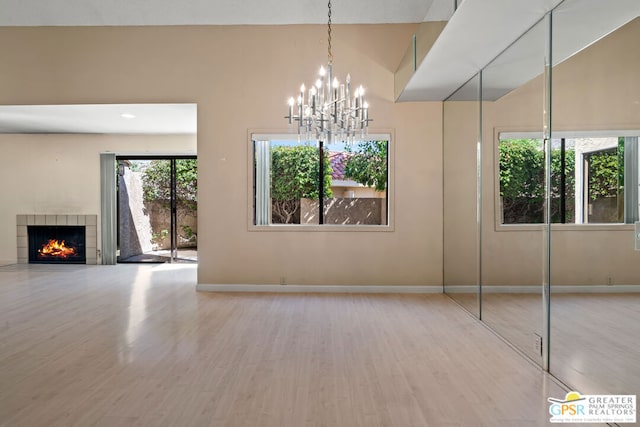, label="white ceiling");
[402,0,640,102]
[0,0,444,26]
[399,0,563,101]
[0,104,197,134]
